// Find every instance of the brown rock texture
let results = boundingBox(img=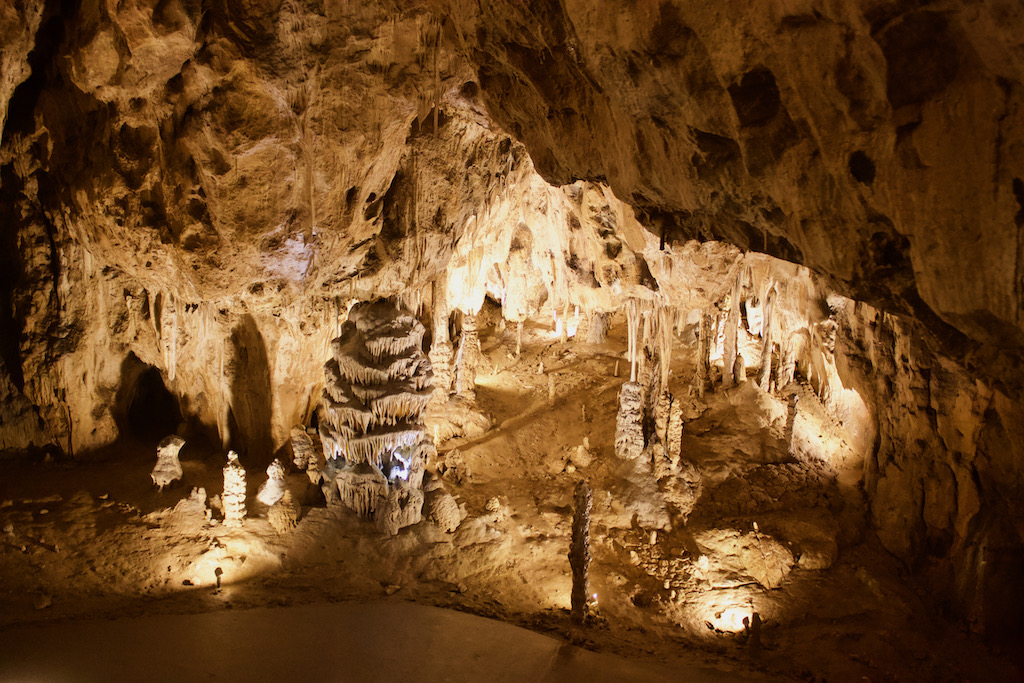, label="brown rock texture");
[0,0,1022,638]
